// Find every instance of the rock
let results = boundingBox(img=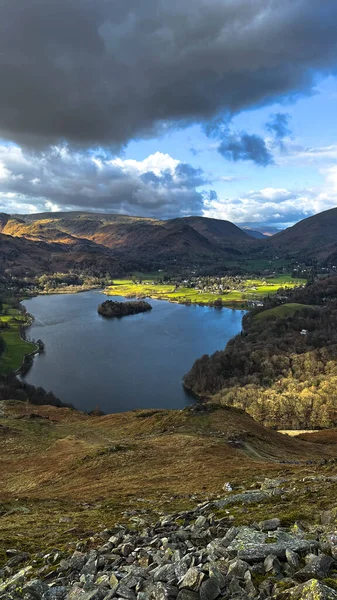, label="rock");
[264,554,282,575]
[0,565,32,593]
[294,555,335,582]
[214,491,269,509]
[153,564,176,584]
[259,519,281,532]
[179,567,204,591]
[261,478,287,490]
[321,511,334,526]
[69,551,87,571]
[23,579,49,598]
[227,559,250,579]
[176,591,200,600]
[6,552,30,568]
[199,577,221,600]
[207,565,226,589]
[109,574,119,589]
[227,527,318,562]
[286,550,301,571]
[42,587,68,600]
[195,516,207,528]
[272,578,337,599]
